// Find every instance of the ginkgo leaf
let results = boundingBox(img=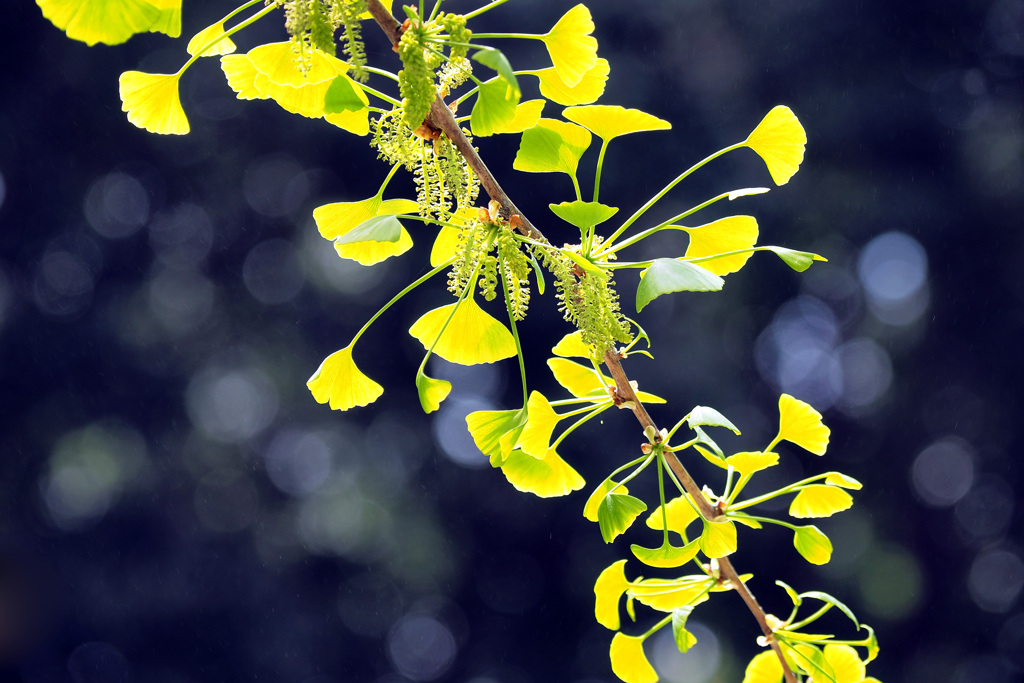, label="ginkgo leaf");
[631,538,700,568]
[594,559,629,630]
[325,108,371,135]
[552,330,592,358]
[645,495,700,538]
[745,105,807,186]
[466,406,528,462]
[563,105,671,142]
[777,394,831,455]
[671,606,698,653]
[415,369,451,413]
[488,99,546,135]
[471,49,520,96]
[335,215,402,246]
[687,406,740,434]
[726,451,780,476]
[743,651,784,683]
[336,225,412,264]
[517,391,560,458]
[247,41,348,87]
[187,21,236,56]
[824,472,863,490]
[316,197,417,265]
[514,119,592,177]
[546,358,665,403]
[680,216,759,276]
[628,577,713,612]
[785,643,835,682]
[38,0,163,45]
[500,447,585,497]
[409,297,517,365]
[763,246,827,272]
[431,225,462,266]
[324,74,368,113]
[146,0,181,37]
[540,4,598,88]
[256,74,335,118]
[598,493,648,543]
[610,633,658,683]
[220,54,263,99]
[307,345,384,411]
[471,77,520,137]
[793,525,832,565]
[789,485,853,518]
[549,200,618,230]
[532,58,610,106]
[119,71,189,135]
[821,644,866,683]
[584,479,630,522]
[699,519,737,558]
[636,258,724,312]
